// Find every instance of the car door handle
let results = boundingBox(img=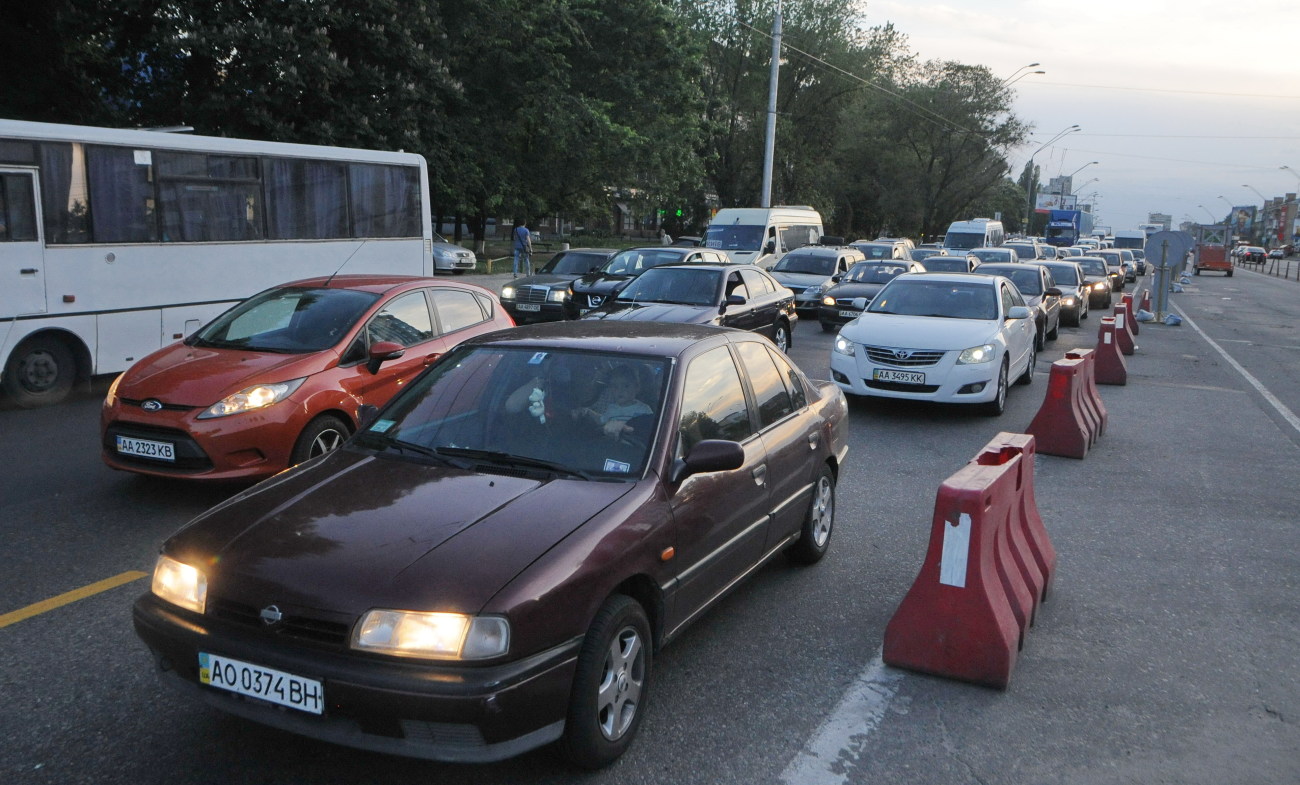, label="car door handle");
[752,464,767,487]
[20,268,38,275]
[423,353,441,366]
